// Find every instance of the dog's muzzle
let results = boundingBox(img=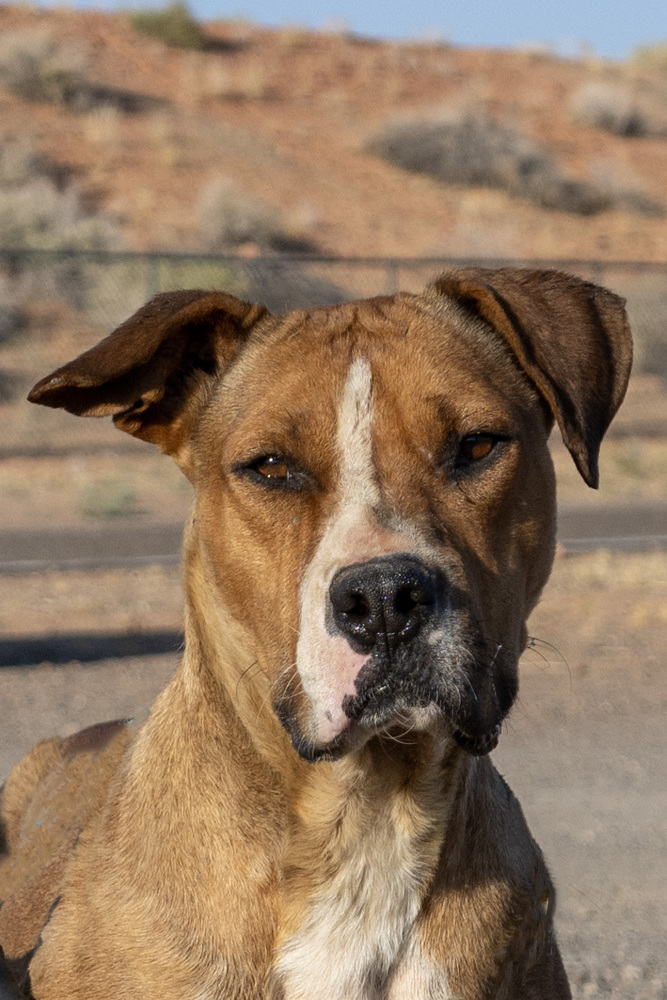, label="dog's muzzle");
[327,554,504,758]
